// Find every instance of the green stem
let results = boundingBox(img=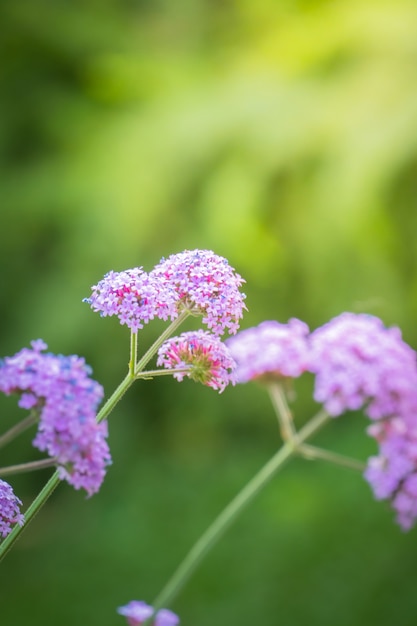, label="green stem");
[267,386,364,471]
[95,370,135,424]
[147,409,330,617]
[129,332,138,376]
[296,444,366,471]
[0,471,61,561]
[267,382,298,443]
[0,458,58,477]
[135,368,190,380]
[135,311,190,376]
[0,413,39,449]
